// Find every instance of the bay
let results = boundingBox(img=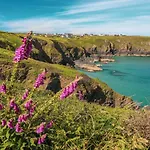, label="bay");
[80,57,150,106]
